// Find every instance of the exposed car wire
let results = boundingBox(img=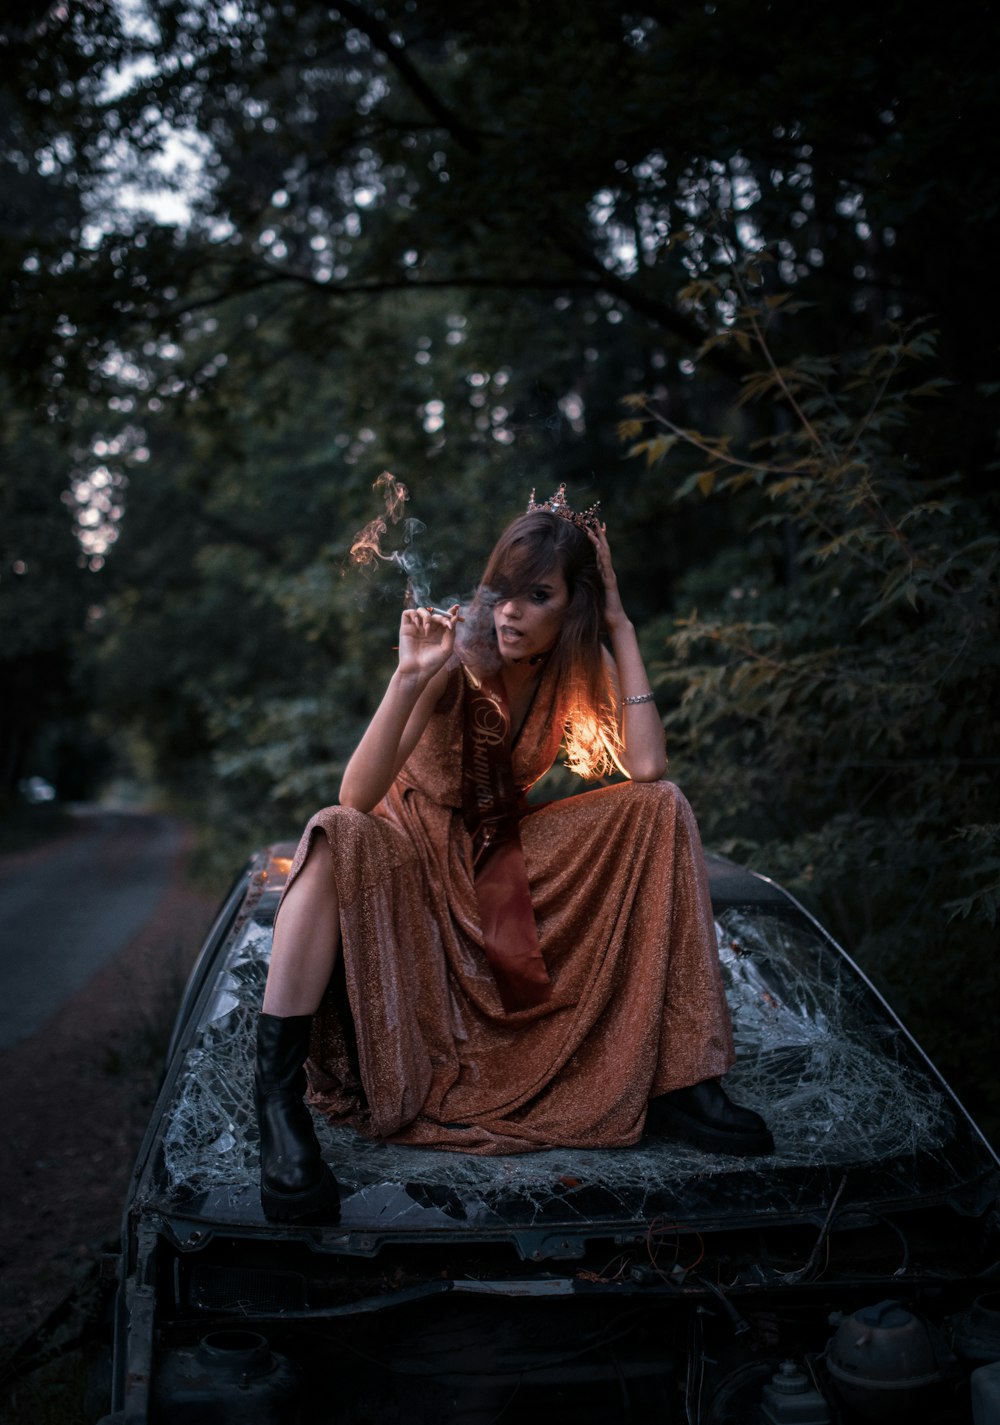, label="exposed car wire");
[777,1174,847,1284]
